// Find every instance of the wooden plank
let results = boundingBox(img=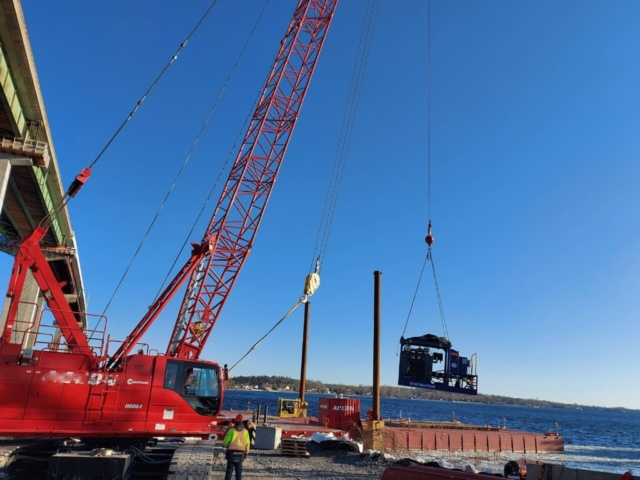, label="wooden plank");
[281,438,309,458]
